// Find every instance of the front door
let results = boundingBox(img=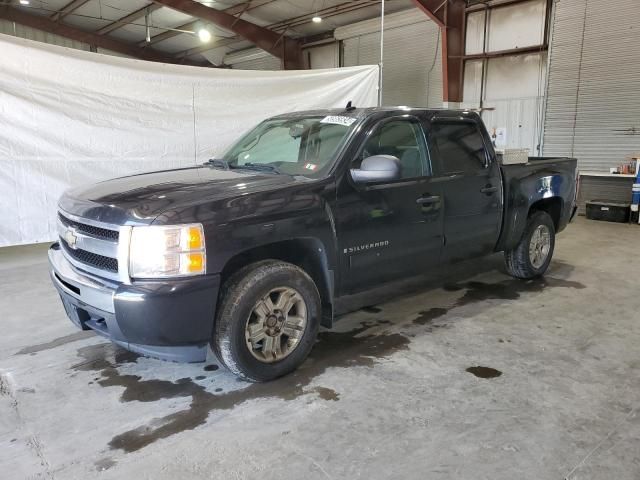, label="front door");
[336,116,444,294]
